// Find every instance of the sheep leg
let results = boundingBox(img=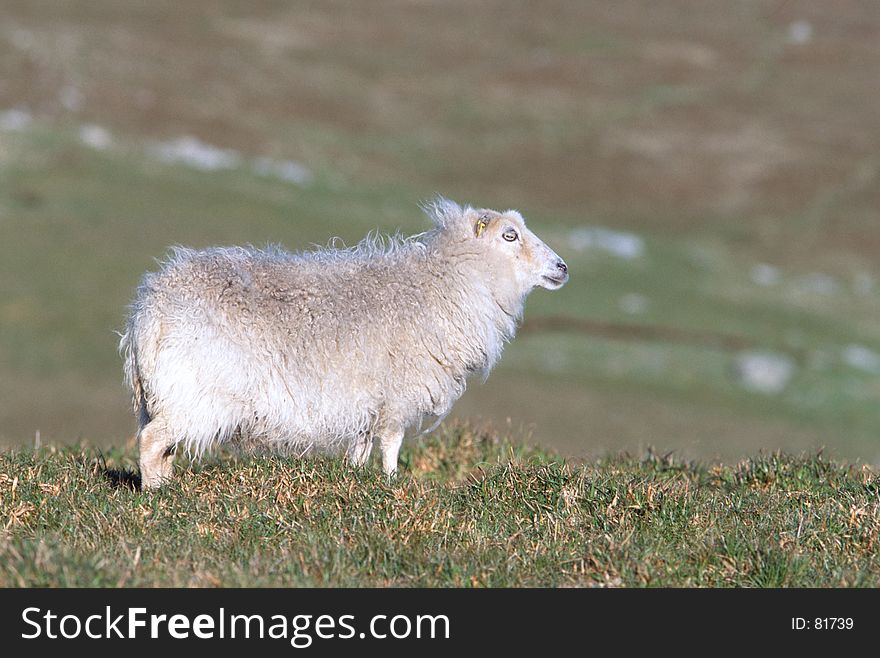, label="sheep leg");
[378,426,405,476]
[346,431,373,467]
[138,419,175,490]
